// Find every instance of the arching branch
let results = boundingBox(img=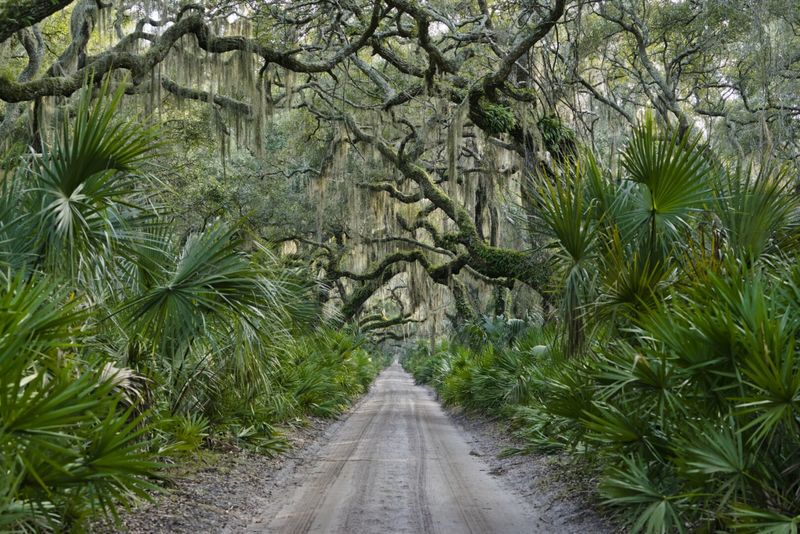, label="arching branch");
[0,27,44,141]
[0,2,385,103]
